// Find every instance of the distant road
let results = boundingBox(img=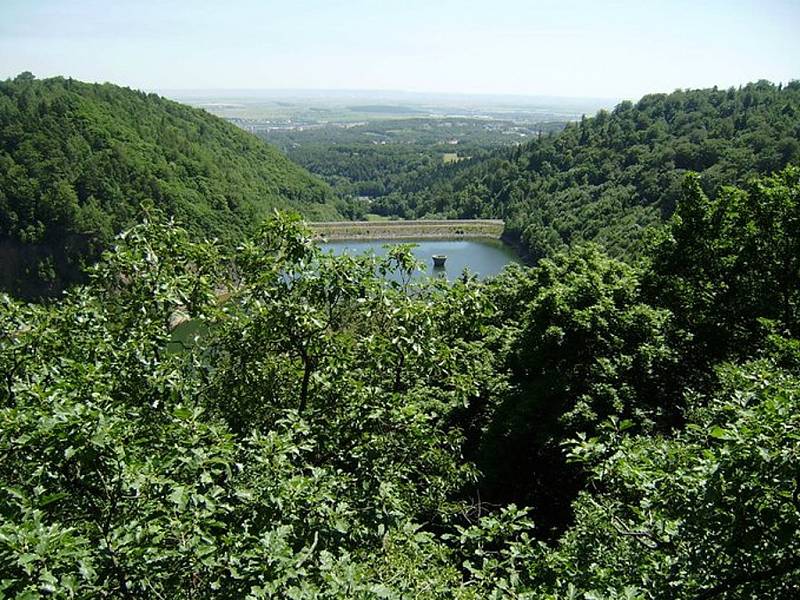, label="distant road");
[310,219,504,240]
